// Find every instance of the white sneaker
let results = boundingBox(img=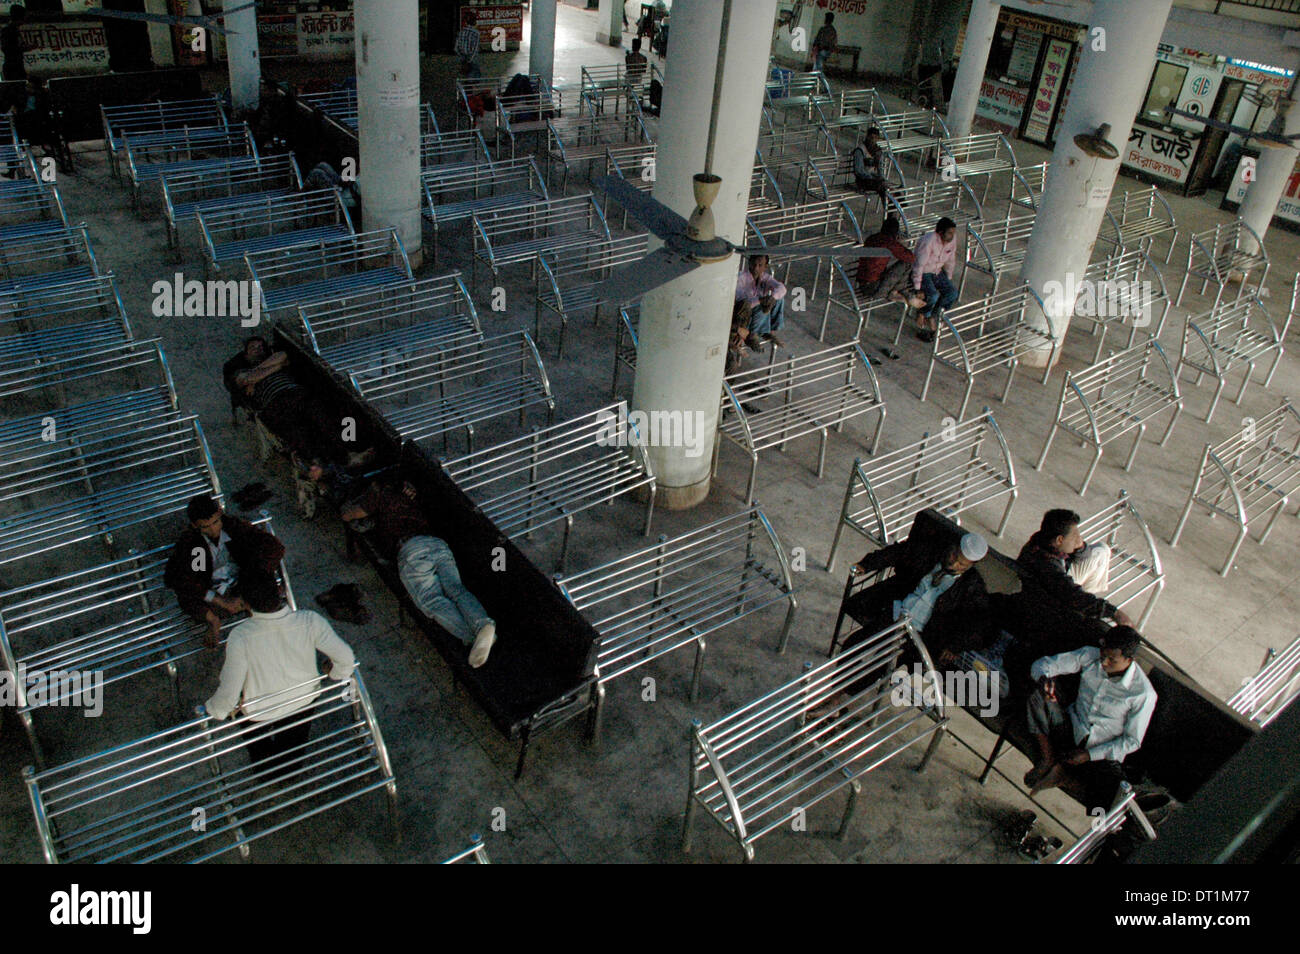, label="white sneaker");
[468,622,497,668]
